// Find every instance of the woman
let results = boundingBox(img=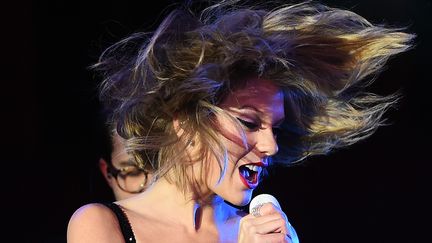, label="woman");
[98,128,154,201]
[67,1,413,242]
